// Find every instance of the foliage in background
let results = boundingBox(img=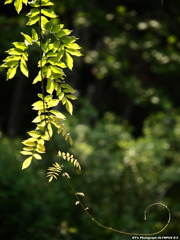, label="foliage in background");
[0,102,179,239]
